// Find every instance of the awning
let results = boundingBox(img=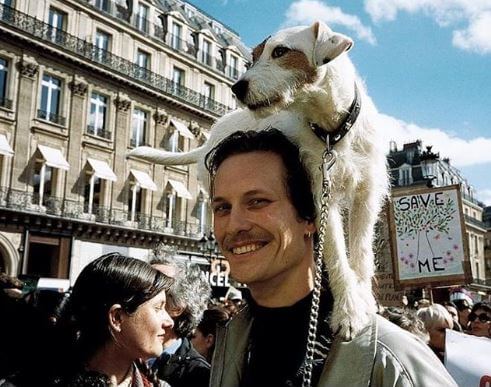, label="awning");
[37,144,69,170]
[130,169,157,191]
[167,179,192,199]
[0,134,14,156]
[170,118,195,139]
[87,158,117,181]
